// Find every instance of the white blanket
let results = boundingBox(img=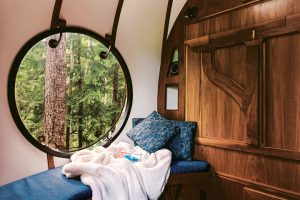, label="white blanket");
[62,142,171,200]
